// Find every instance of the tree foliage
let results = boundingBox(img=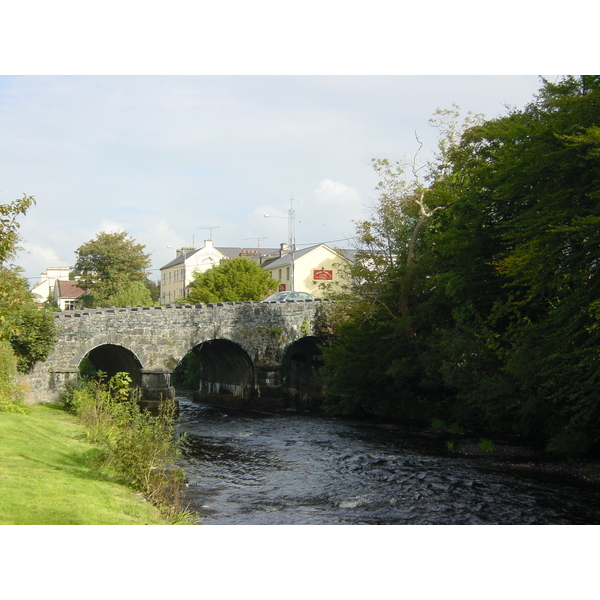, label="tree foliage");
[73,231,152,307]
[0,194,35,266]
[185,257,279,304]
[321,76,600,454]
[0,196,57,392]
